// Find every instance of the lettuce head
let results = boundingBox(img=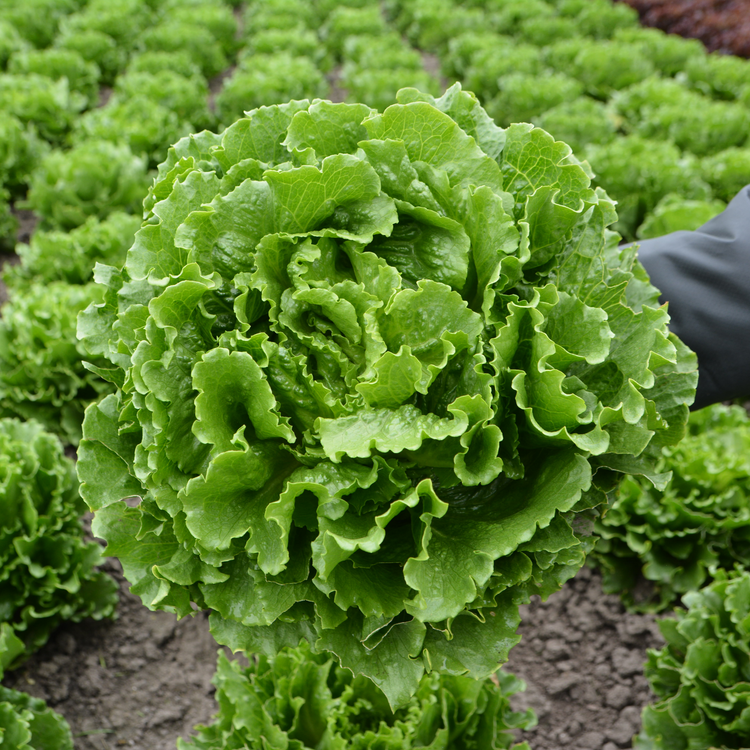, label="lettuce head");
[77,85,697,708]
